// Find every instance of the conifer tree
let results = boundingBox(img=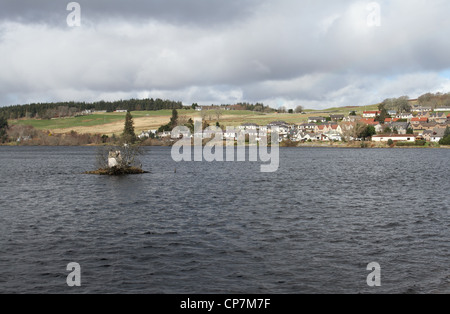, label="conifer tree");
[170,109,178,129]
[122,111,136,143]
[0,115,8,143]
